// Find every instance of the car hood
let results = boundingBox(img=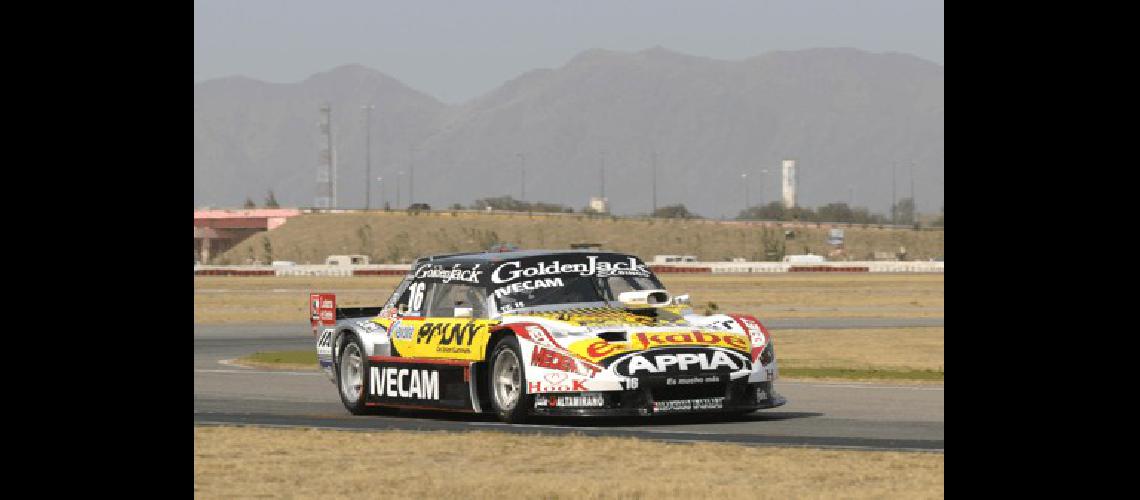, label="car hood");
[500,306,756,365]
